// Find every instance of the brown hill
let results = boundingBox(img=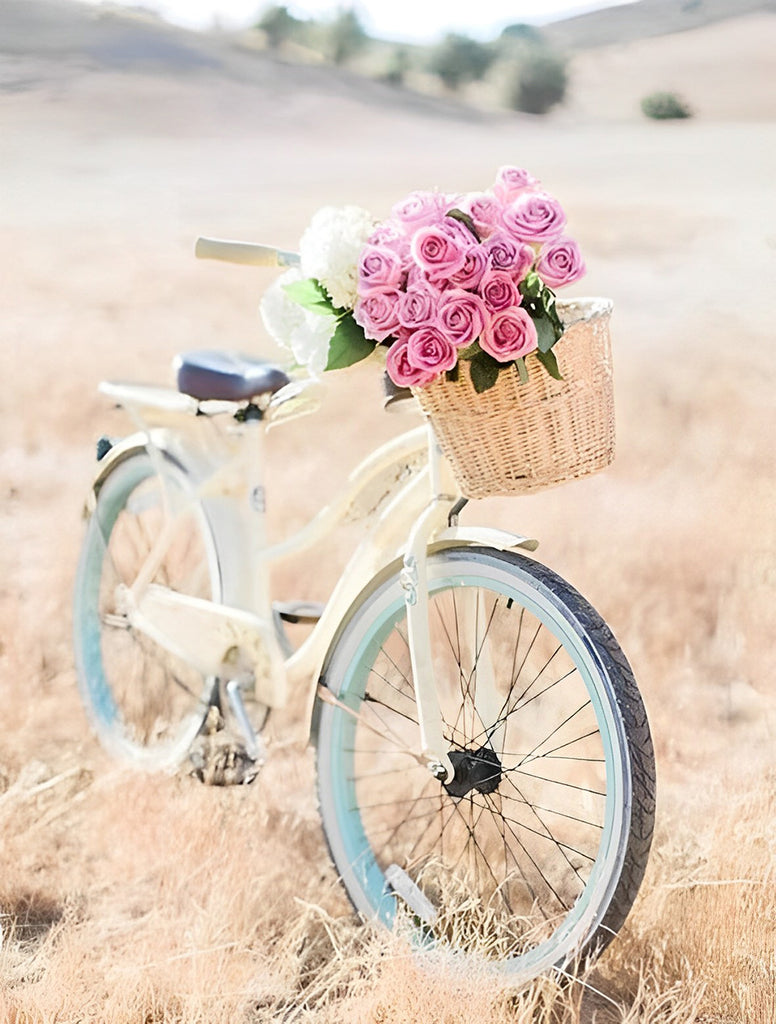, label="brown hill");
[0,0,484,122]
[563,10,776,119]
[3,0,774,123]
[544,0,776,48]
